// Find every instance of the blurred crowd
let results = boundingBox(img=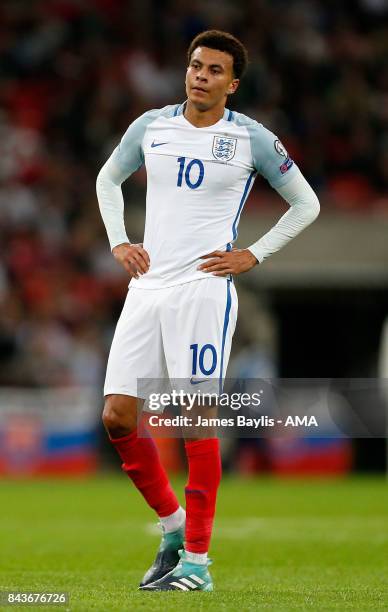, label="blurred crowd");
[1,0,388,388]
